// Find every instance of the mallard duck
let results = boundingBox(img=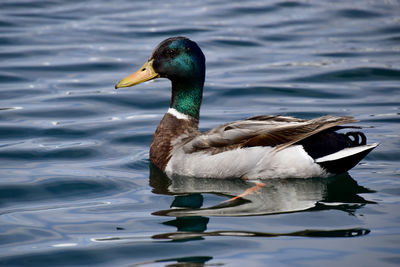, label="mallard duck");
[115,37,377,179]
